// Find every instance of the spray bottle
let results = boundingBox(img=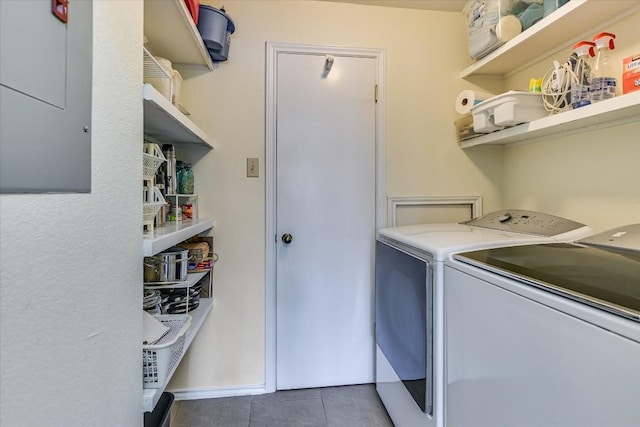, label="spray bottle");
[590,32,617,103]
[570,41,595,109]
